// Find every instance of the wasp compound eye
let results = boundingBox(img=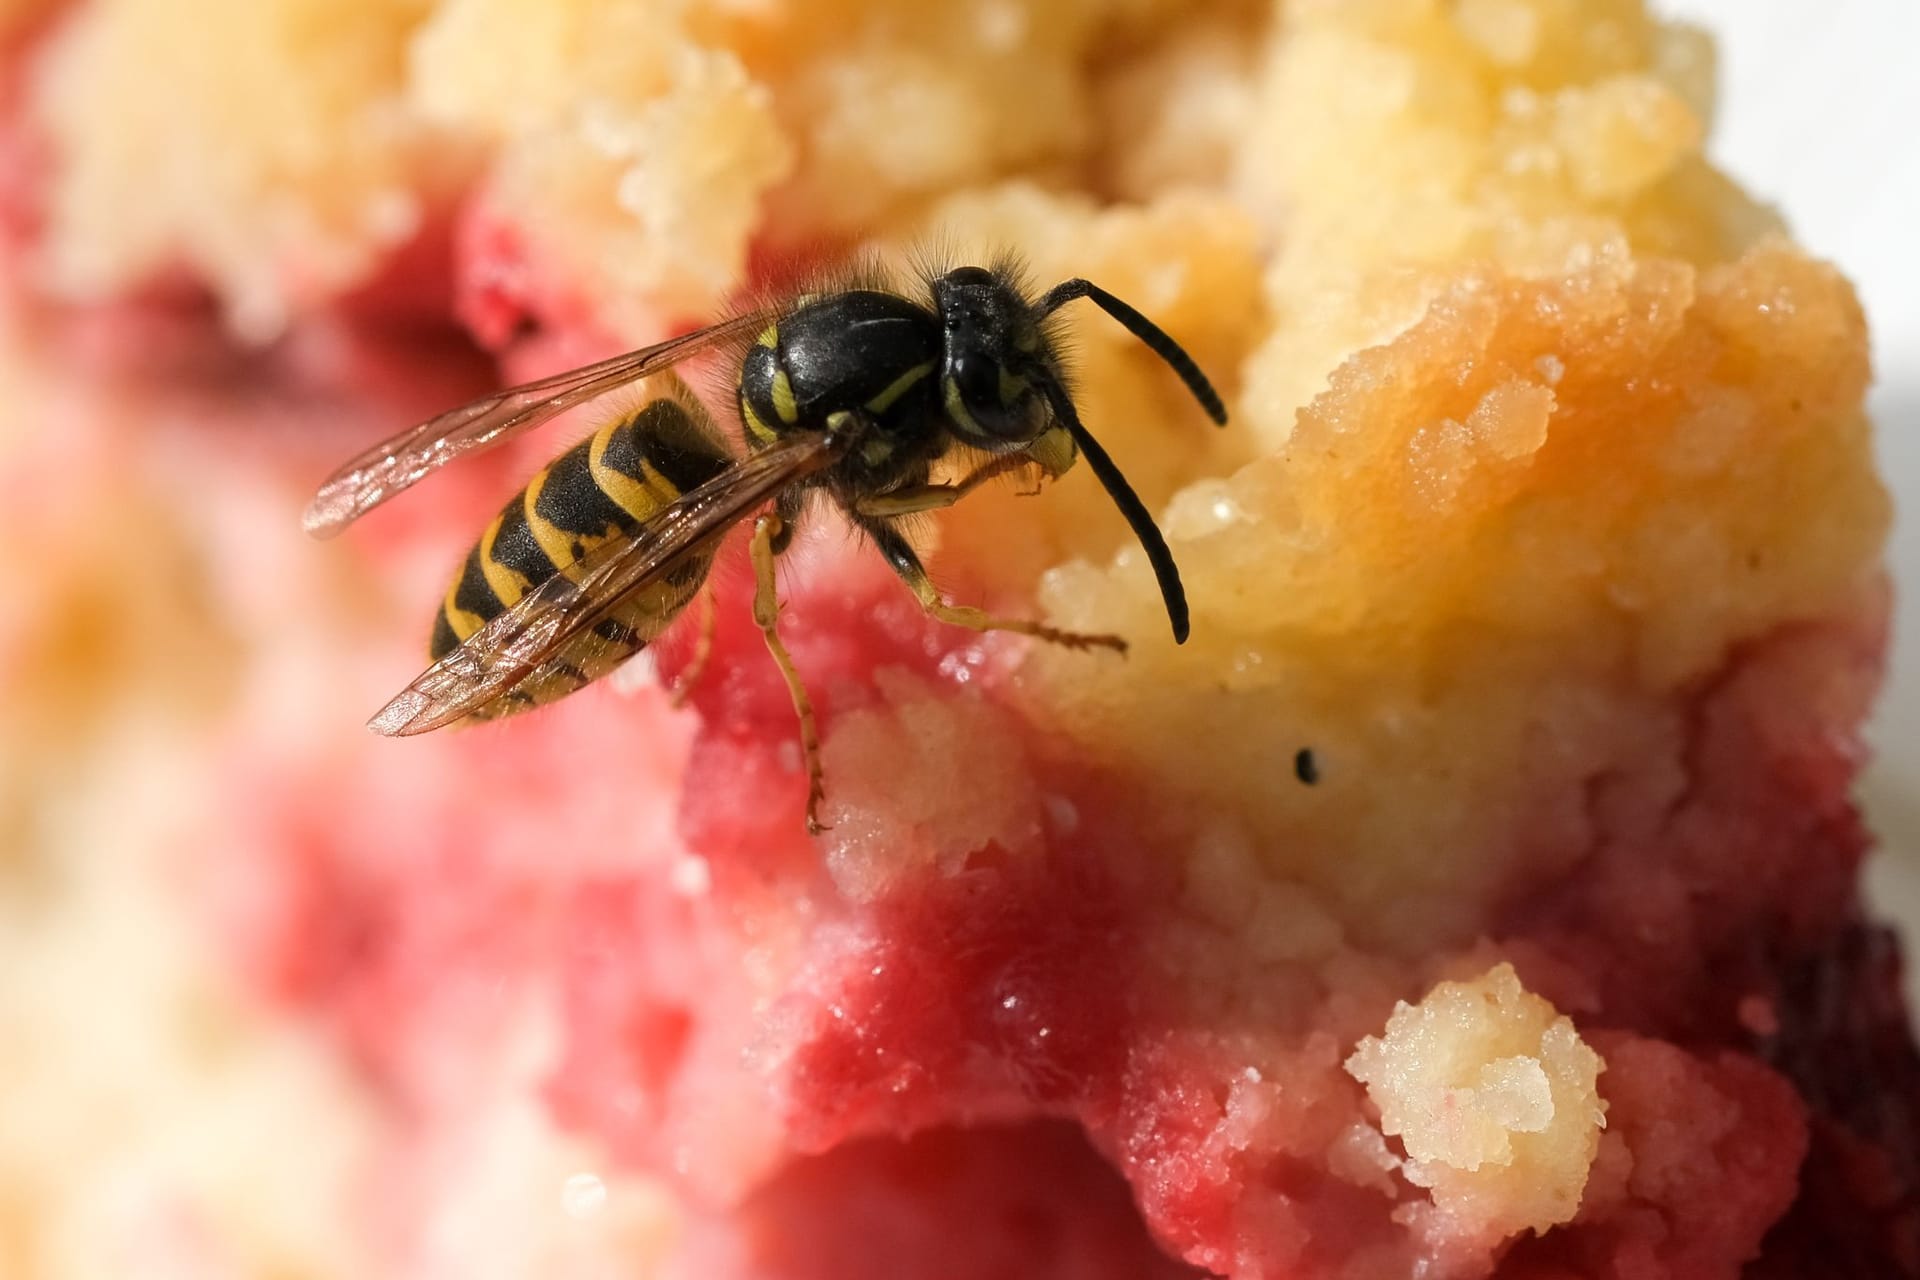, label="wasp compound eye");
[944,351,1028,440]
